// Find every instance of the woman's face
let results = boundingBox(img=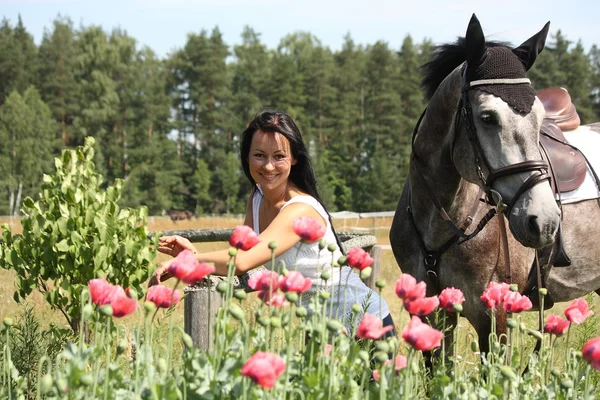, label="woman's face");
[248,130,297,192]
